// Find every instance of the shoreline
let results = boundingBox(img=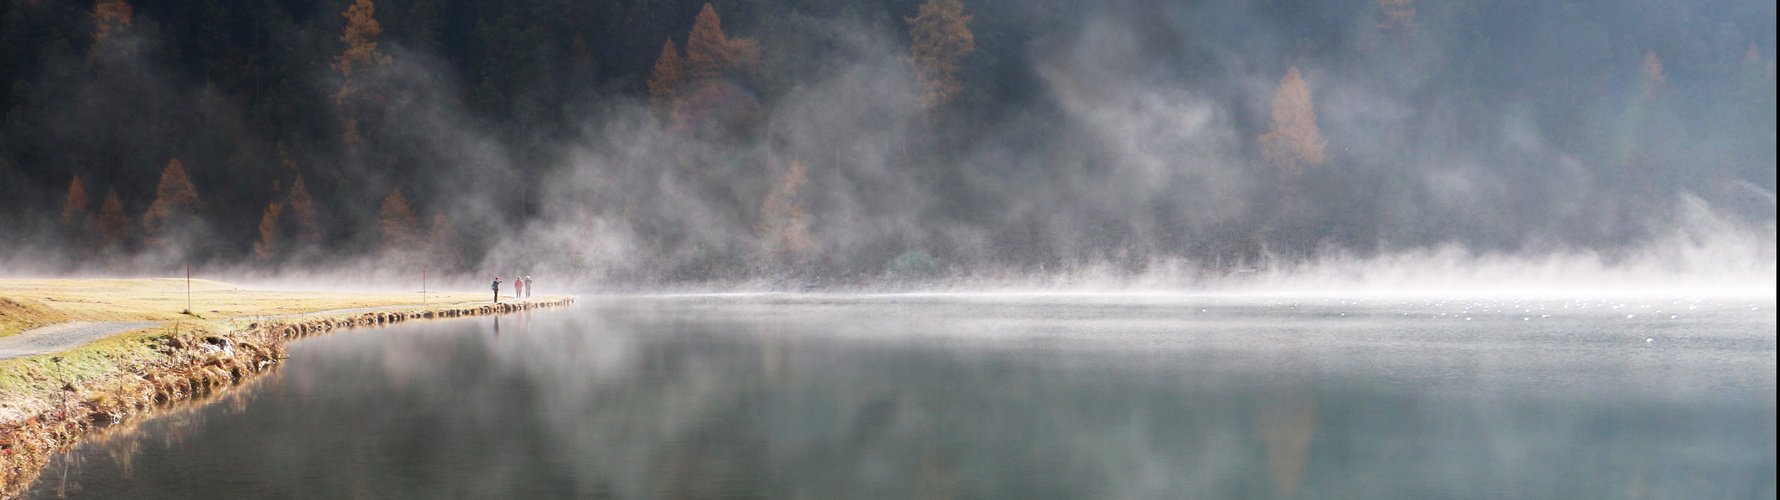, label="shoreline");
[0,290,574,499]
